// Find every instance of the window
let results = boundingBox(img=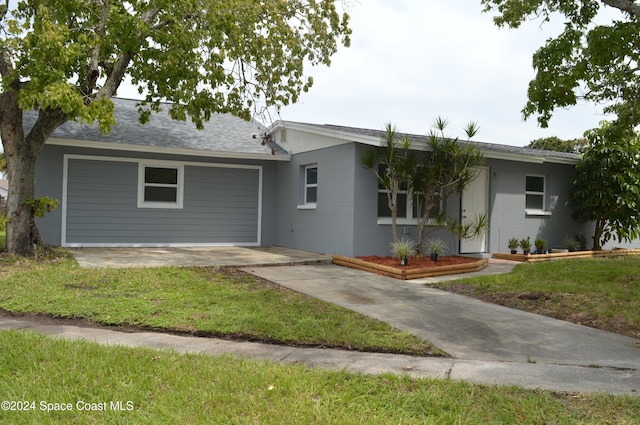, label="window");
[298,164,317,209]
[305,165,317,204]
[377,164,441,223]
[525,175,549,215]
[138,164,183,208]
